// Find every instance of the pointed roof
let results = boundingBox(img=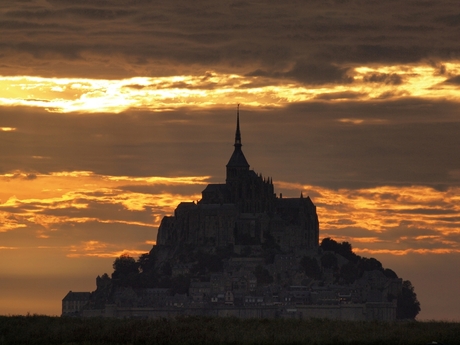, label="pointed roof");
[227,104,249,168]
[235,104,242,147]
